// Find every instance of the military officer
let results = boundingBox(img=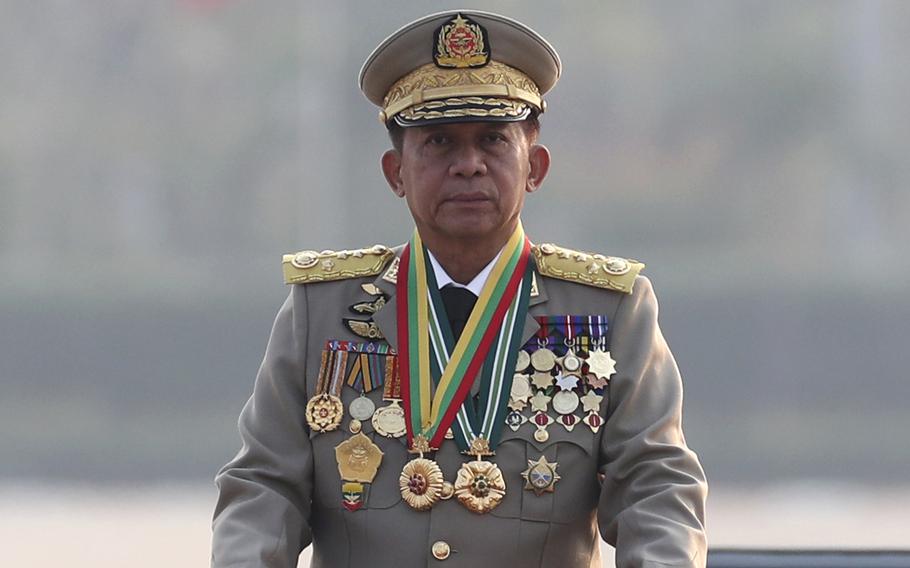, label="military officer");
[213,10,707,568]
